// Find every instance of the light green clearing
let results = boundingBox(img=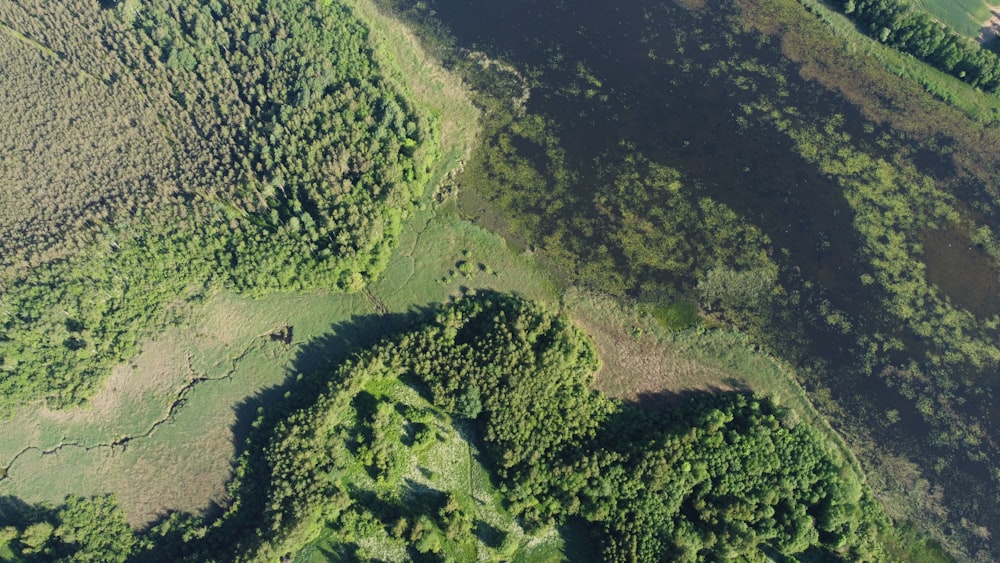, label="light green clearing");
[292,377,566,562]
[916,0,999,37]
